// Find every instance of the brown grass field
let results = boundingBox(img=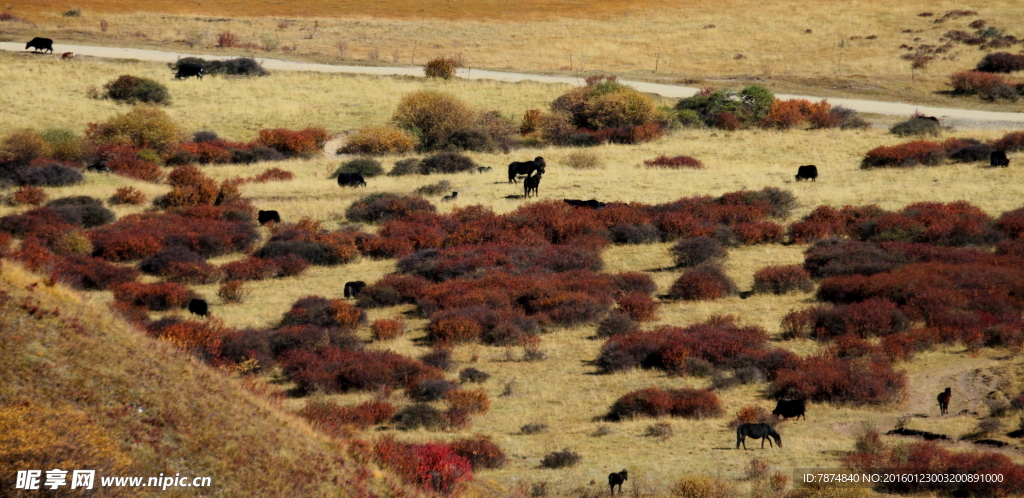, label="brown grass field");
[2,0,1024,109]
[4,3,1024,496]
